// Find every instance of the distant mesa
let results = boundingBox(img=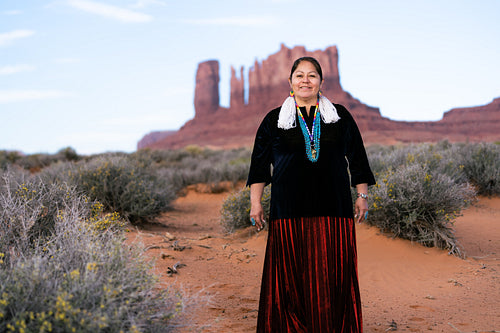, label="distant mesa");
[138,44,500,150]
[137,130,177,150]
